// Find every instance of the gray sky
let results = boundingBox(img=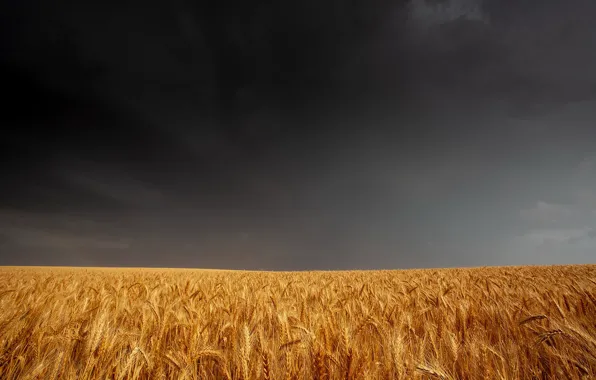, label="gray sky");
[1,0,595,269]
